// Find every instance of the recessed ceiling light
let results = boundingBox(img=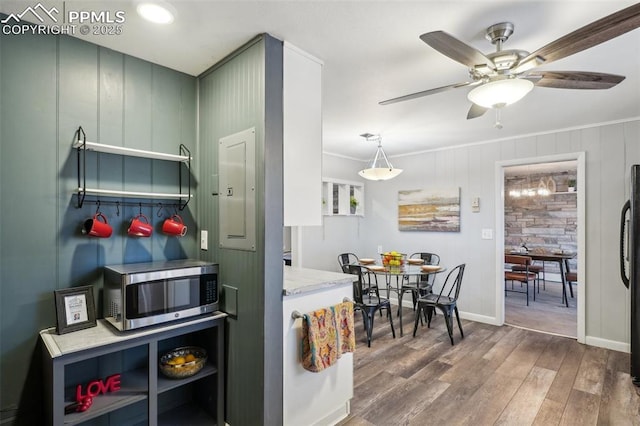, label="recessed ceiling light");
[136,2,175,24]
